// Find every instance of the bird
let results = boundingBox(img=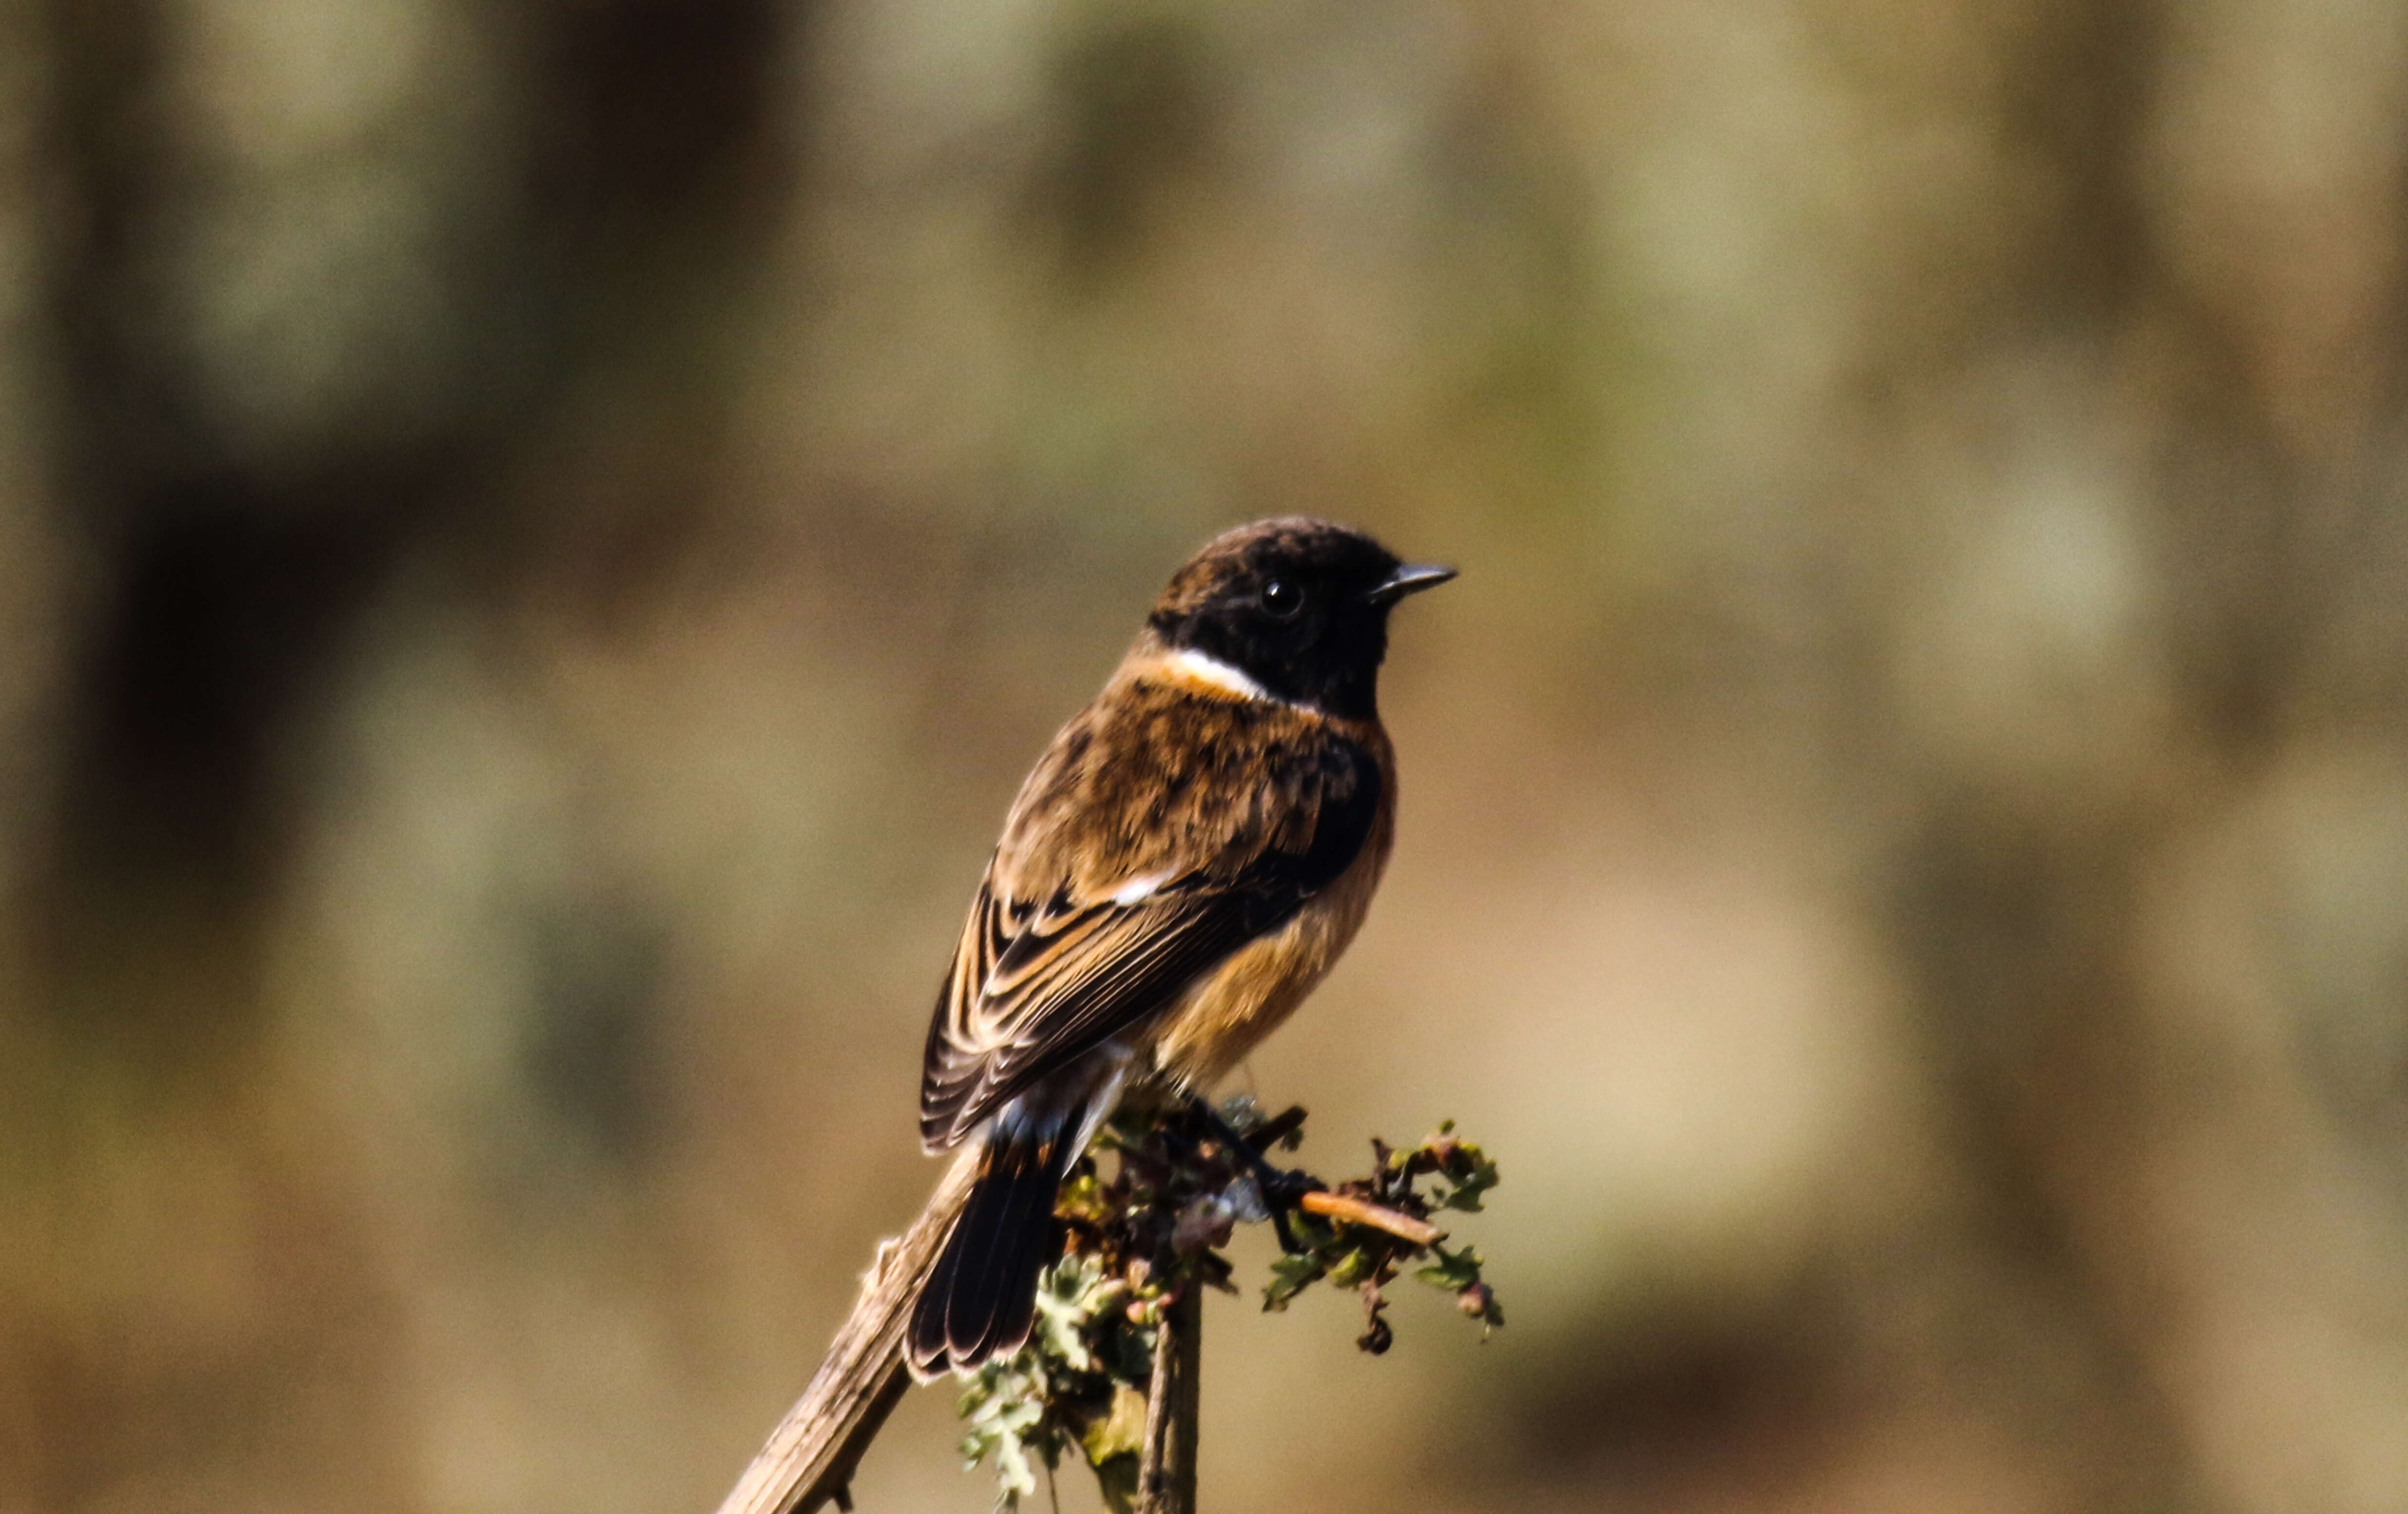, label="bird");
[905,516,1454,1378]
